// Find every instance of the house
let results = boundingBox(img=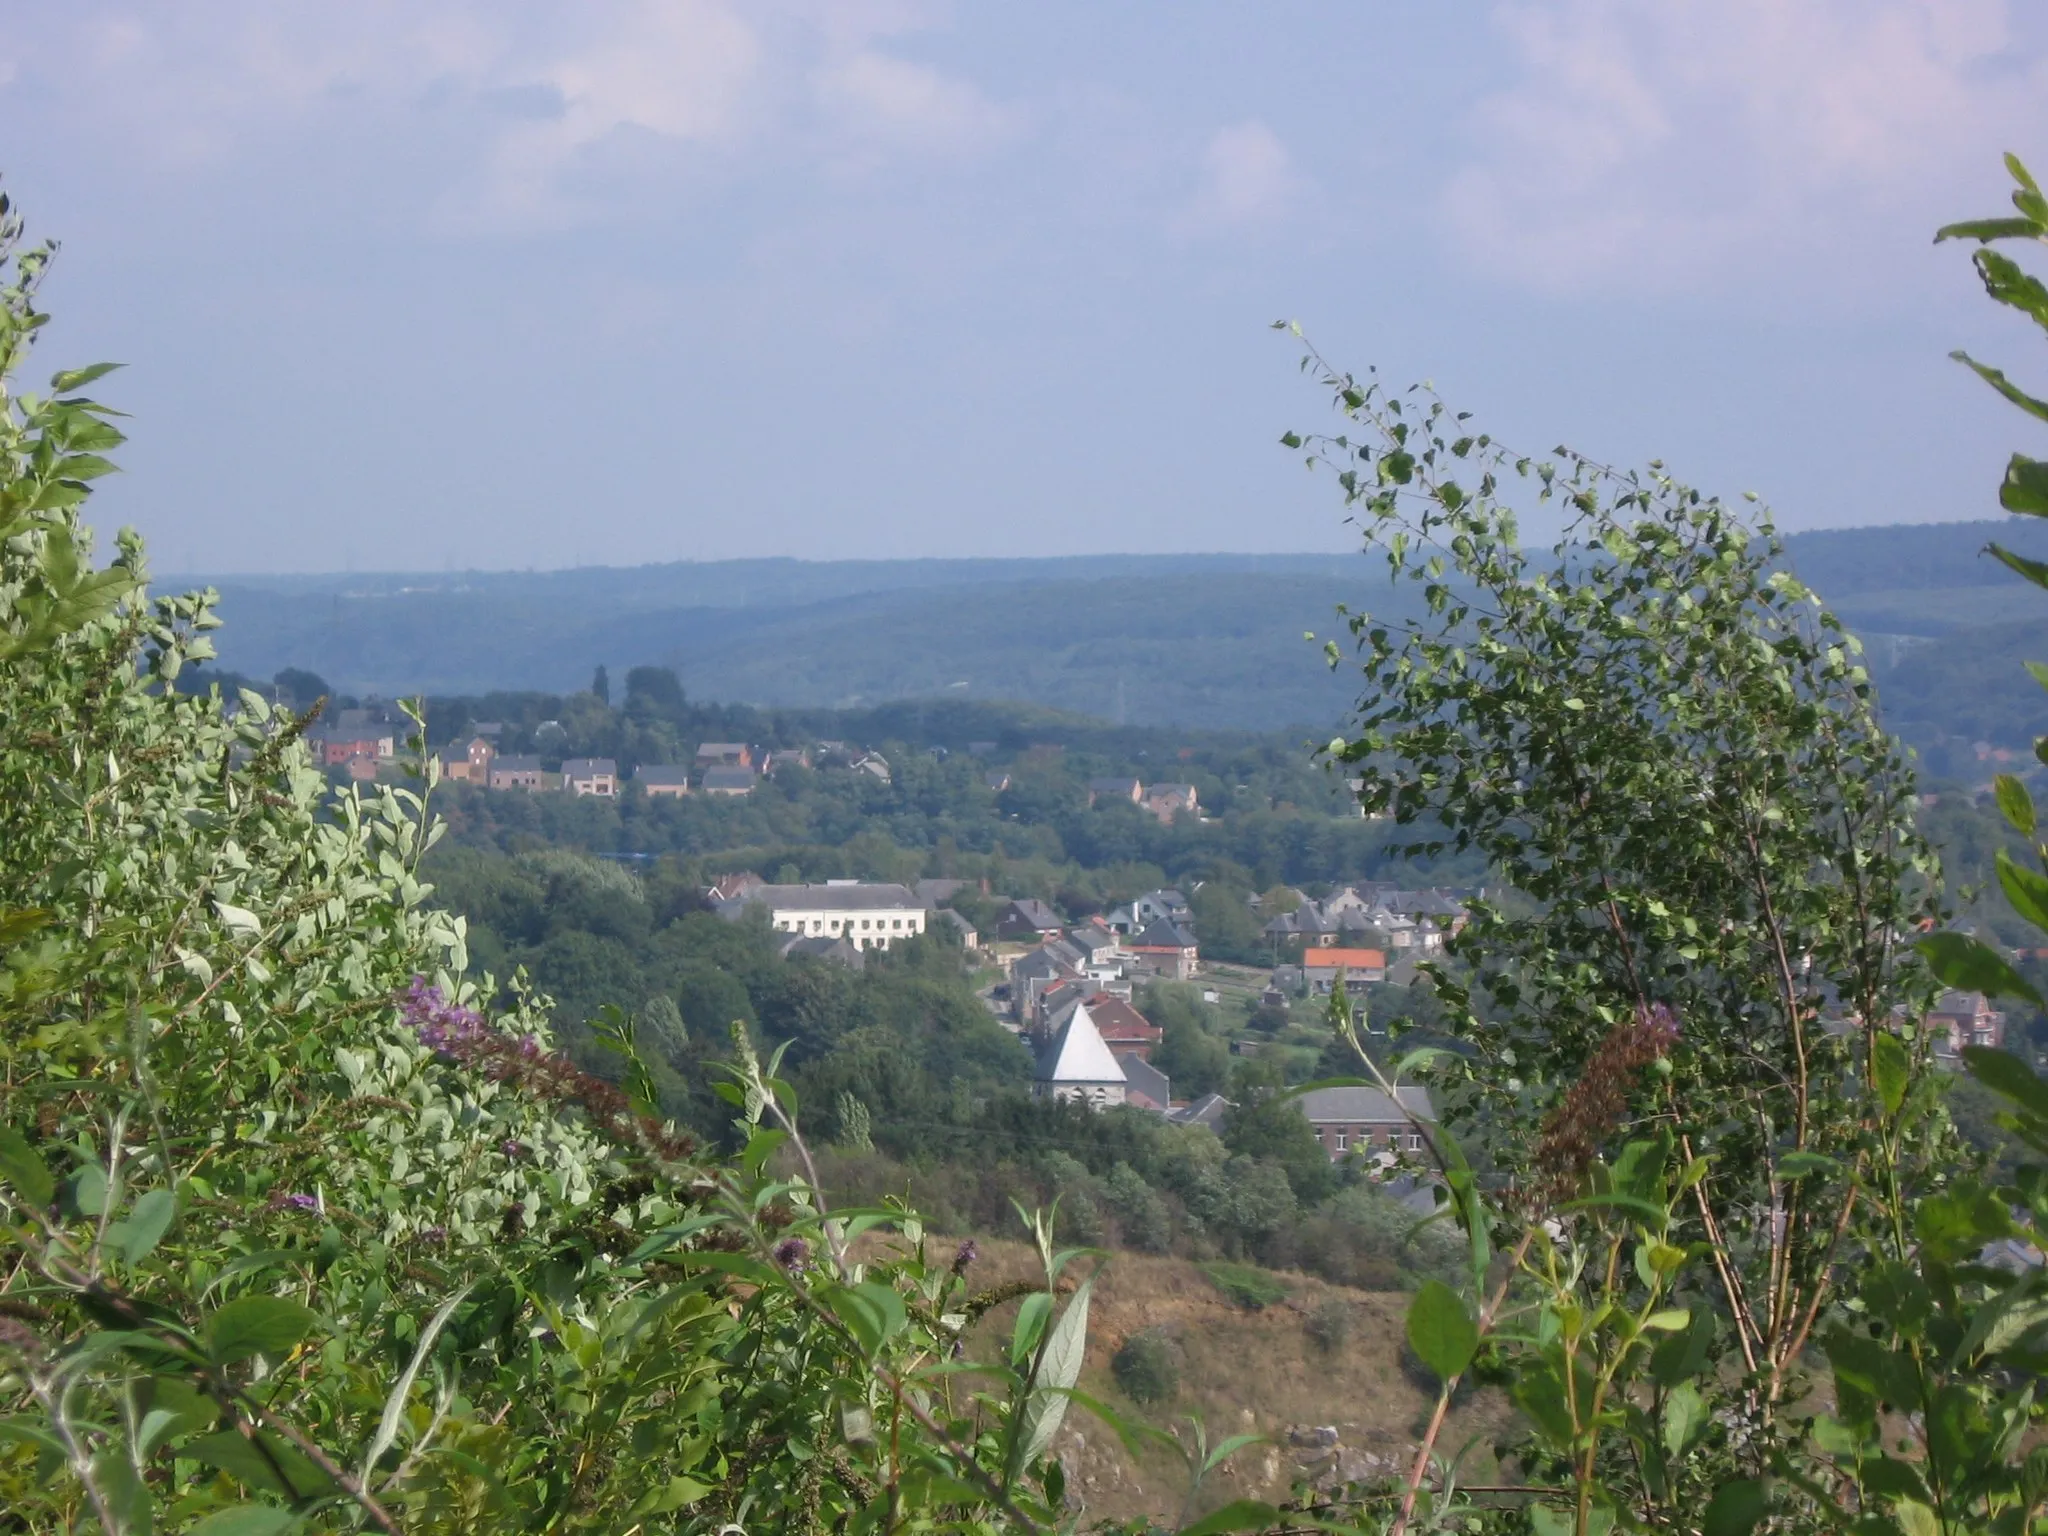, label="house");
[489,755,550,791]
[701,765,758,797]
[1294,1084,1434,1161]
[562,758,619,797]
[716,881,927,952]
[984,770,1013,792]
[779,933,866,971]
[341,752,381,783]
[1032,1002,1128,1109]
[1168,1093,1231,1131]
[707,871,763,902]
[694,742,753,769]
[1121,1054,1172,1113]
[997,899,1064,942]
[1927,990,2007,1064]
[318,728,394,768]
[1131,890,1193,930]
[761,747,811,775]
[437,735,496,784]
[1083,993,1162,1061]
[1143,783,1199,822]
[852,752,892,784]
[1127,921,1199,981]
[1087,776,1144,806]
[931,908,979,949]
[1302,948,1388,991]
[636,765,691,799]
[914,878,970,905]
